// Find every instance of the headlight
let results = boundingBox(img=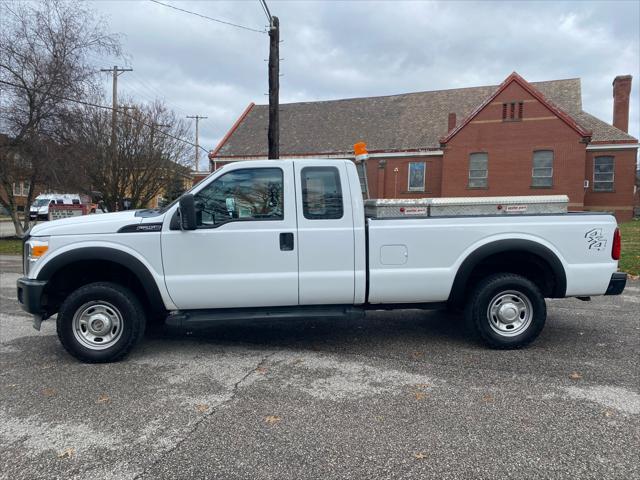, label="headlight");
[25,238,49,276]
